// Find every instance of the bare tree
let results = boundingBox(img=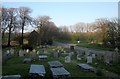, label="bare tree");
[1,7,18,46]
[35,16,58,45]
[18,7,33,46]
[94,18,109,44]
